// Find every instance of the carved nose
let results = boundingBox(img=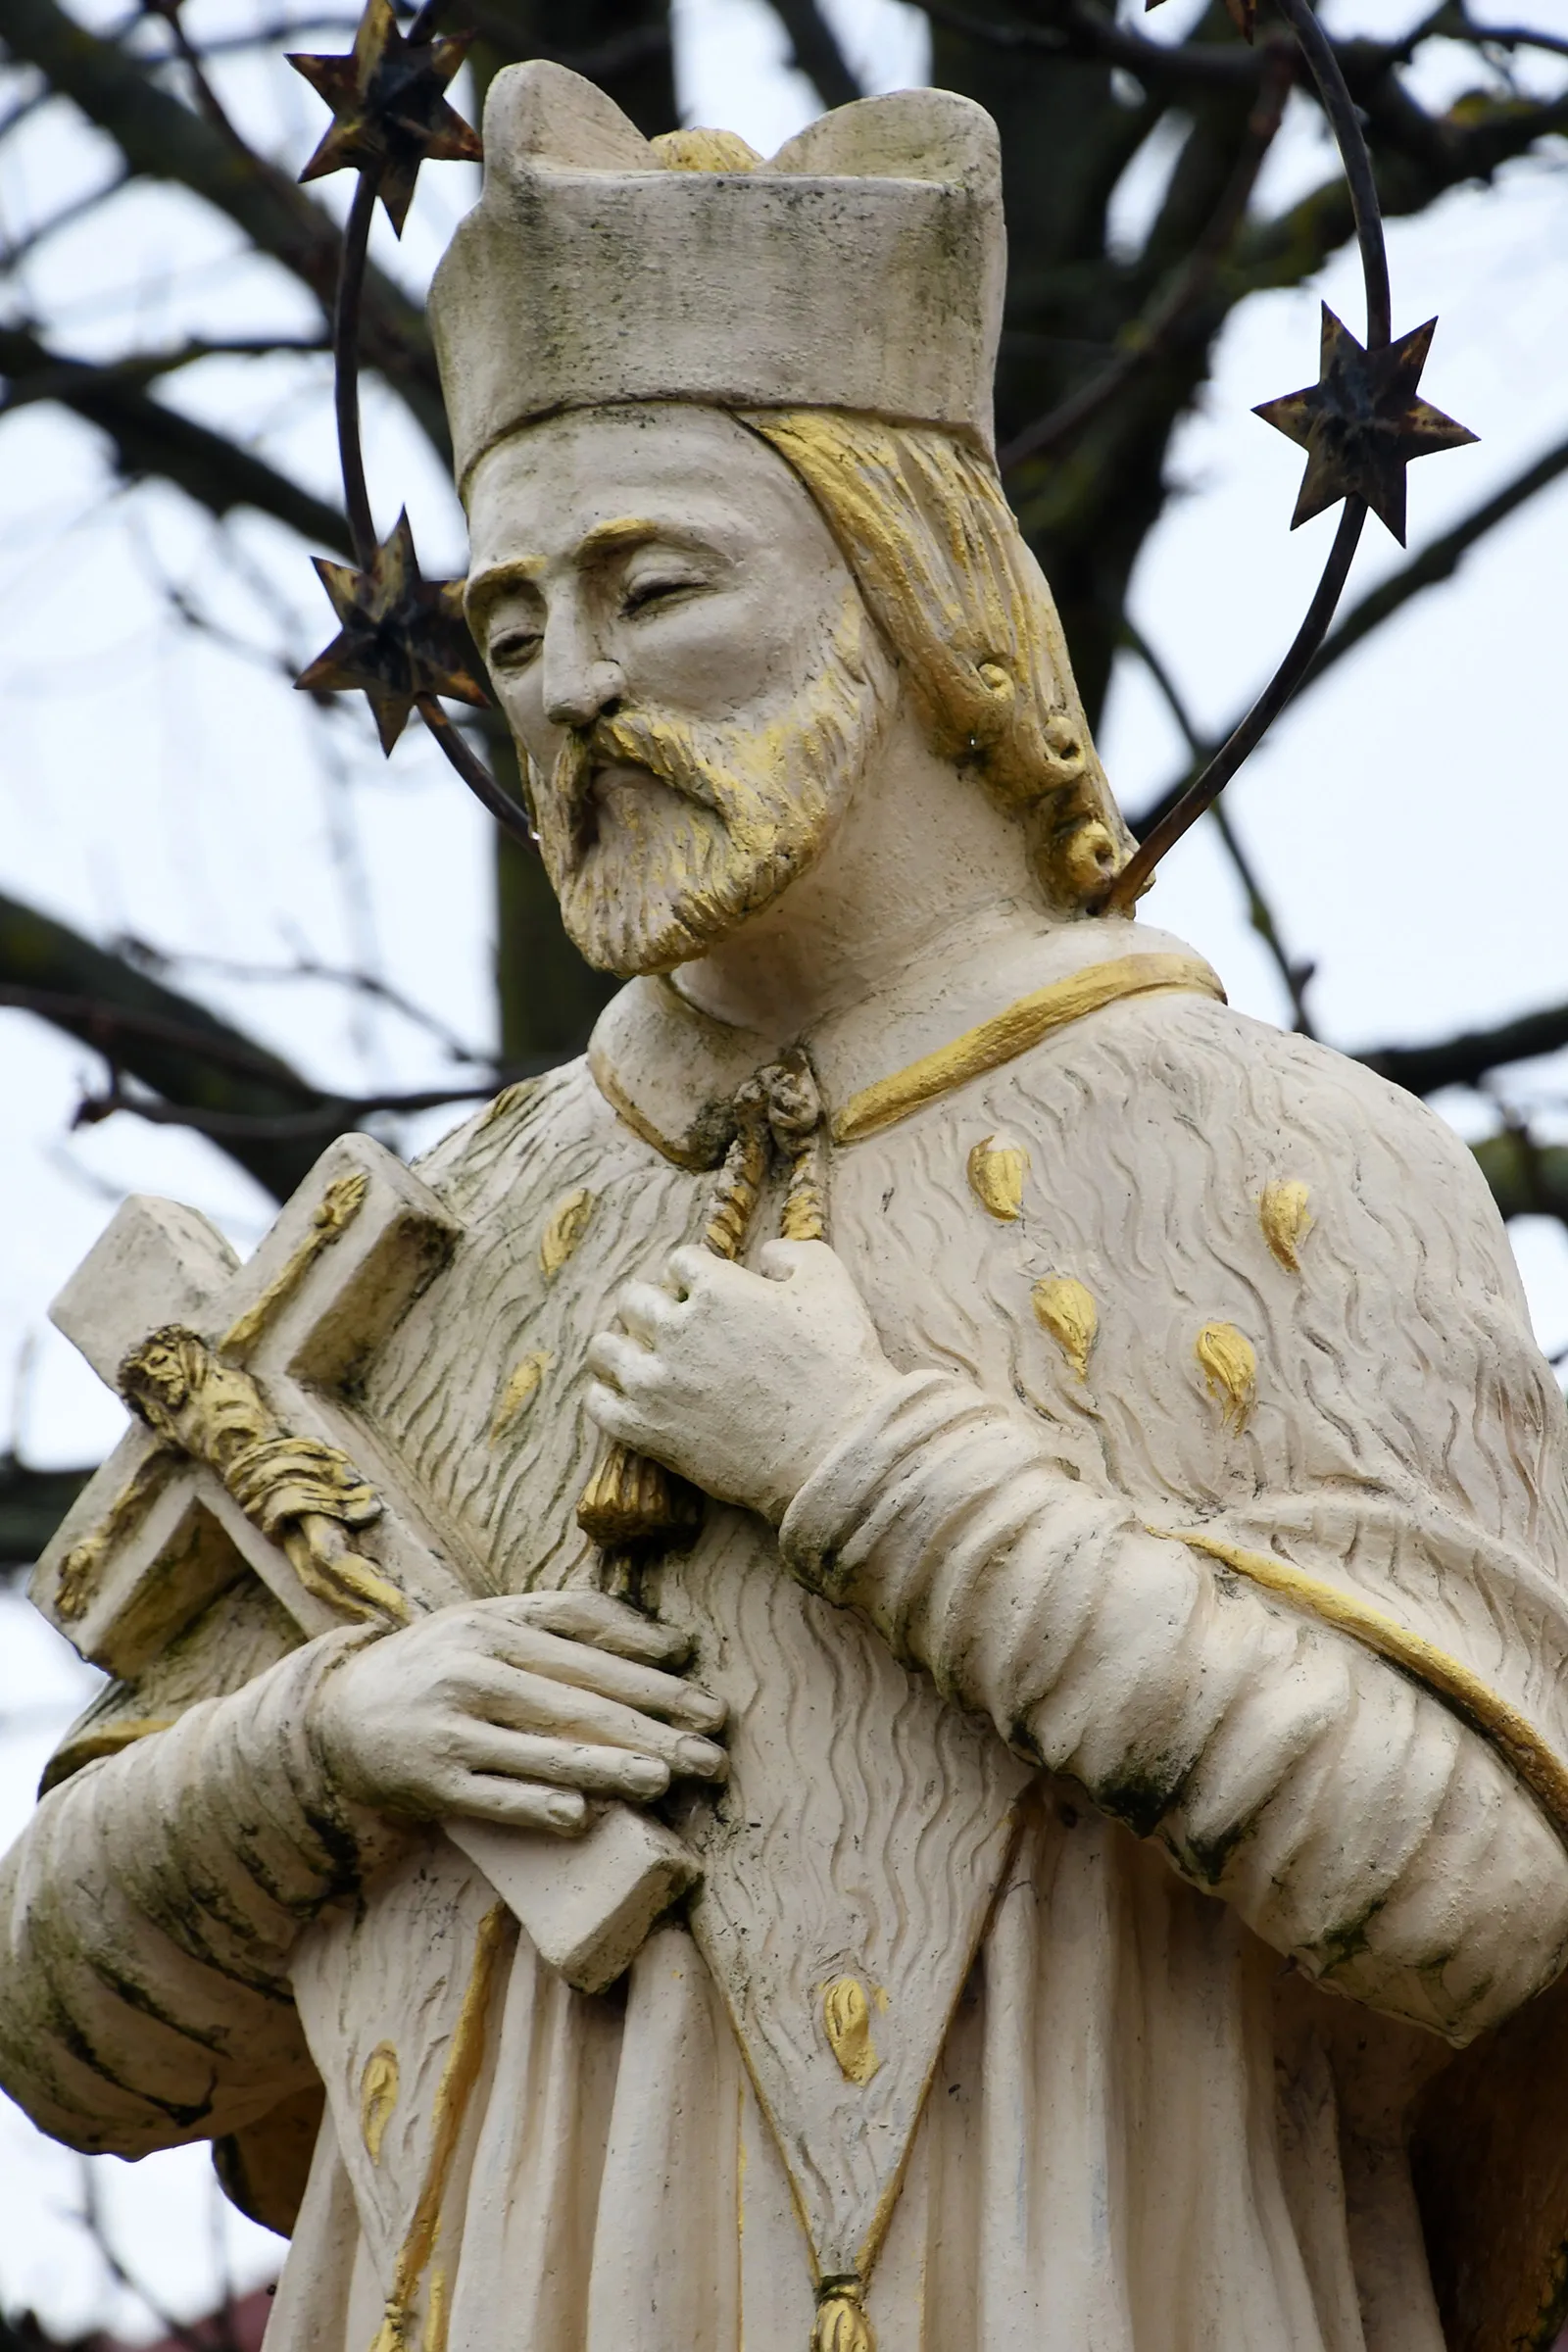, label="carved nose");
[544,661,623,732]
